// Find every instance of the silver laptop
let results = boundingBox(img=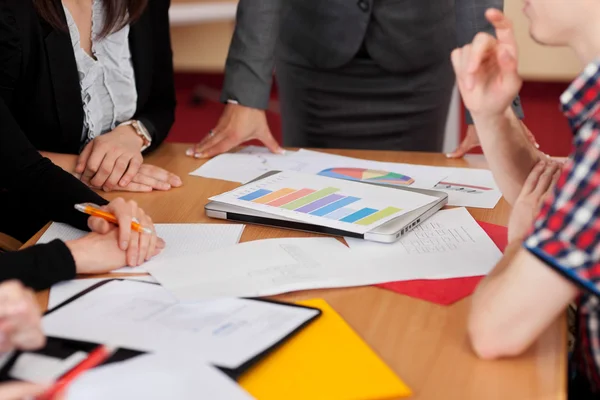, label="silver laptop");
[205,171,448,243]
